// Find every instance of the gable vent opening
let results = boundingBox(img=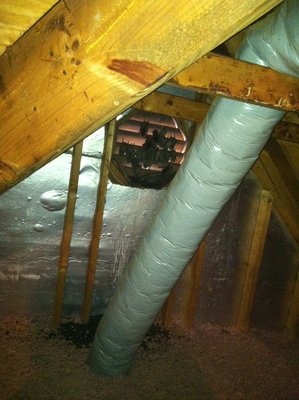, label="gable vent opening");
[110,110,188,189]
